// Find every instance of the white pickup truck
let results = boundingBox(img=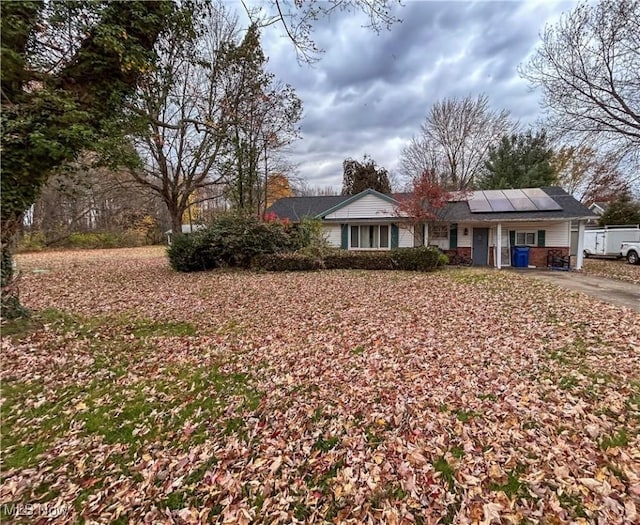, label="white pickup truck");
[620,242,640,264]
